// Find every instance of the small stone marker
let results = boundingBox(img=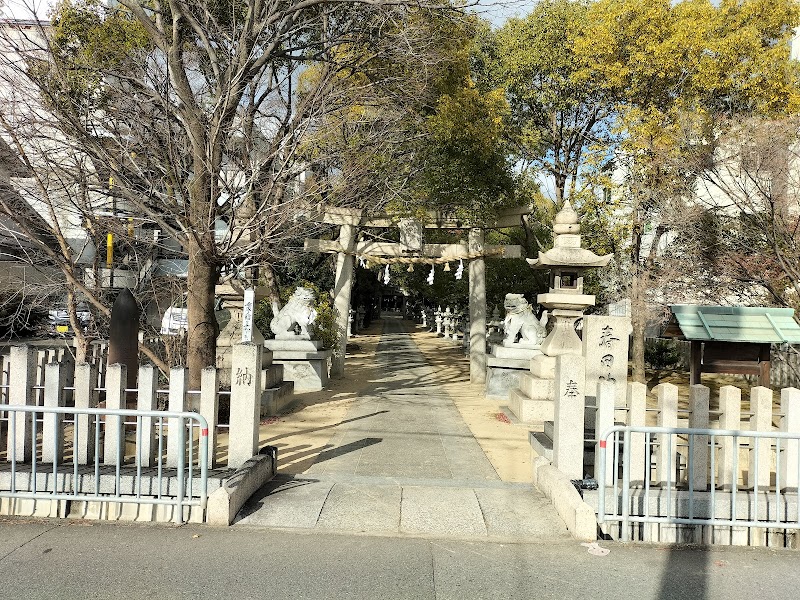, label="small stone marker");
[553,354,586,480]
[241,287,255,343]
